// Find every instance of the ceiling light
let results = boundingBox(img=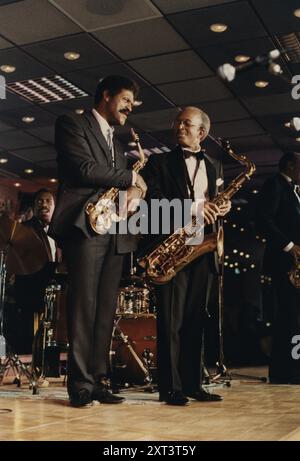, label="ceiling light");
[14,183,21,188]
[49,178,57,183]
[0,158,8,164]
[210,23,228,33]
[234,55,250,63]
[22,116,35,123]
[75,108,84,114]
[255,80,269,88]
[0,64,16,73]
[296,137,300,142]
[294,9,300,18]
[64,51,80,61]
[8,75,88,104]
[252,190,258,194]
[24,168,34,174]
[133,100,143,107]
